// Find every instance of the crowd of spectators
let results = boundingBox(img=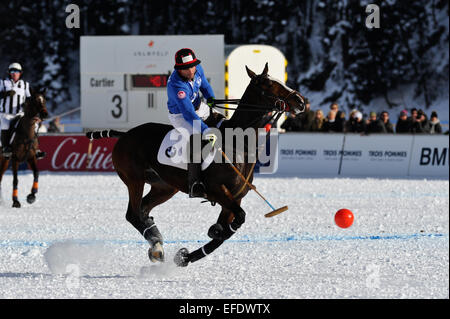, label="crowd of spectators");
[280,100,447,134]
